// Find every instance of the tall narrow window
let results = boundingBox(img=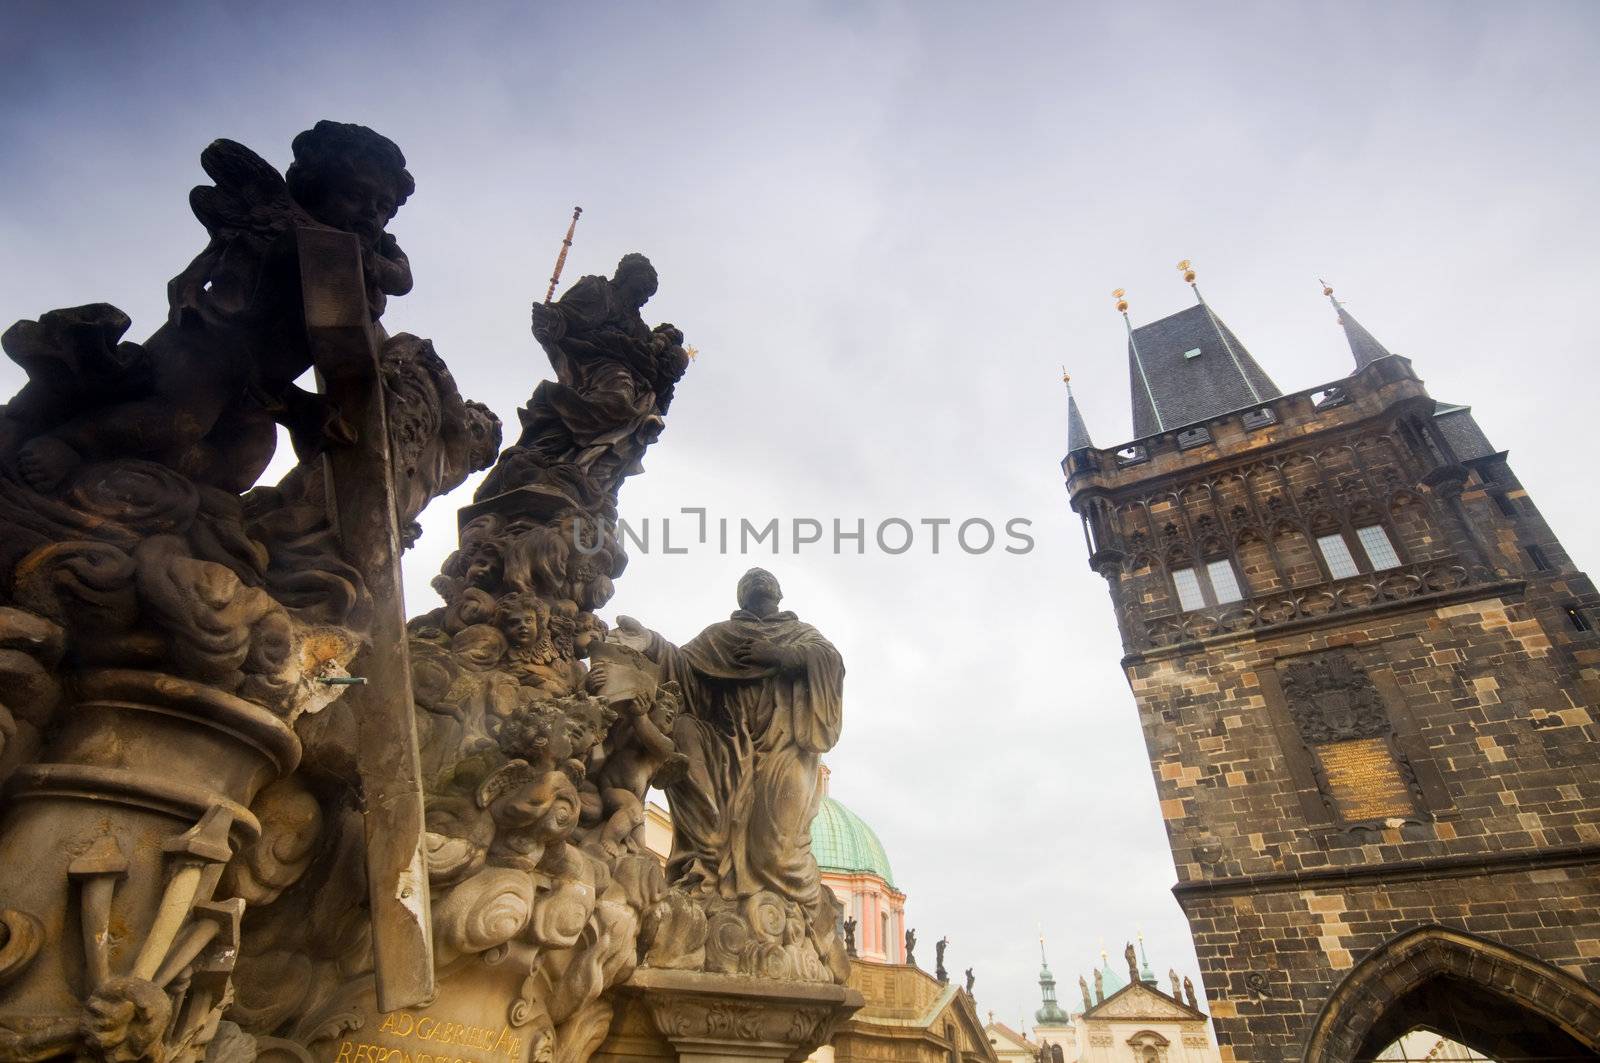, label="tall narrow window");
[1527,544,1551,572]
[1316,533,1361,579]
[1171,567,1206,612]
[1206,558,1244,603]
[1355,524,1400,571]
